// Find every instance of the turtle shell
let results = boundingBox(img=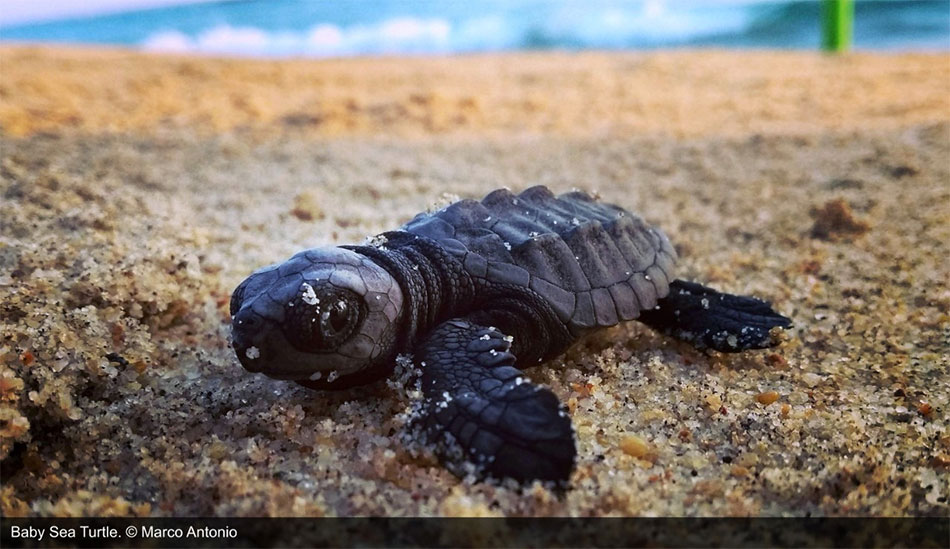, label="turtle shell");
[402,185,677,335]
